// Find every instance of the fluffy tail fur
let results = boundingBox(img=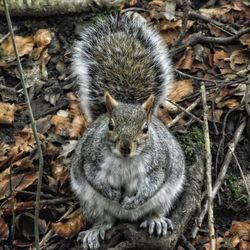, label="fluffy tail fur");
[71,14,173,121]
